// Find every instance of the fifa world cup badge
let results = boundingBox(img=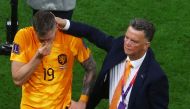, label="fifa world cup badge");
[12,42,20,54]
